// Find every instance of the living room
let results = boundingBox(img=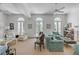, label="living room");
[0,3,79,55]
